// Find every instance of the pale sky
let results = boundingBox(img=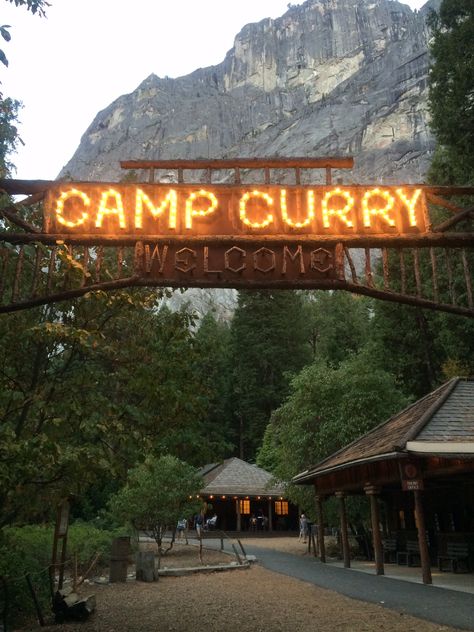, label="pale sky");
[2,0,429,181]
